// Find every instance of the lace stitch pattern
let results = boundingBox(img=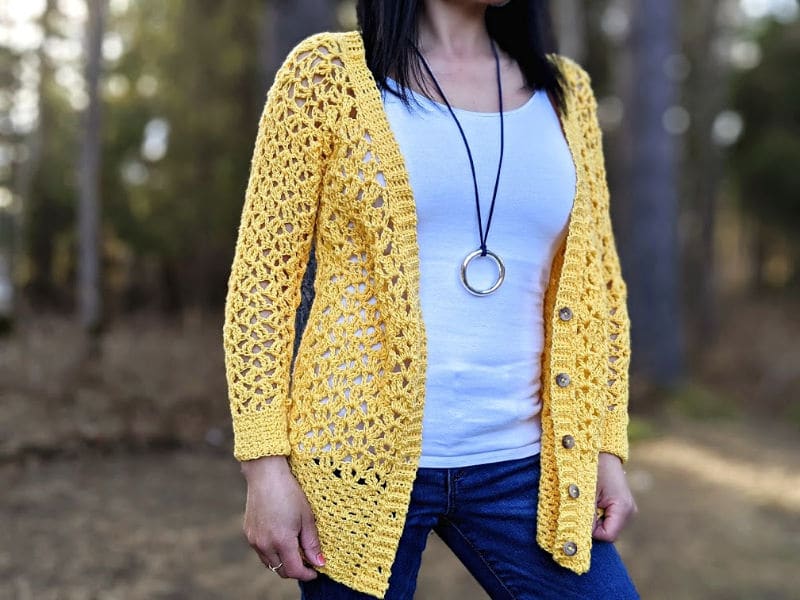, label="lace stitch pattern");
[223,30,631,597]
